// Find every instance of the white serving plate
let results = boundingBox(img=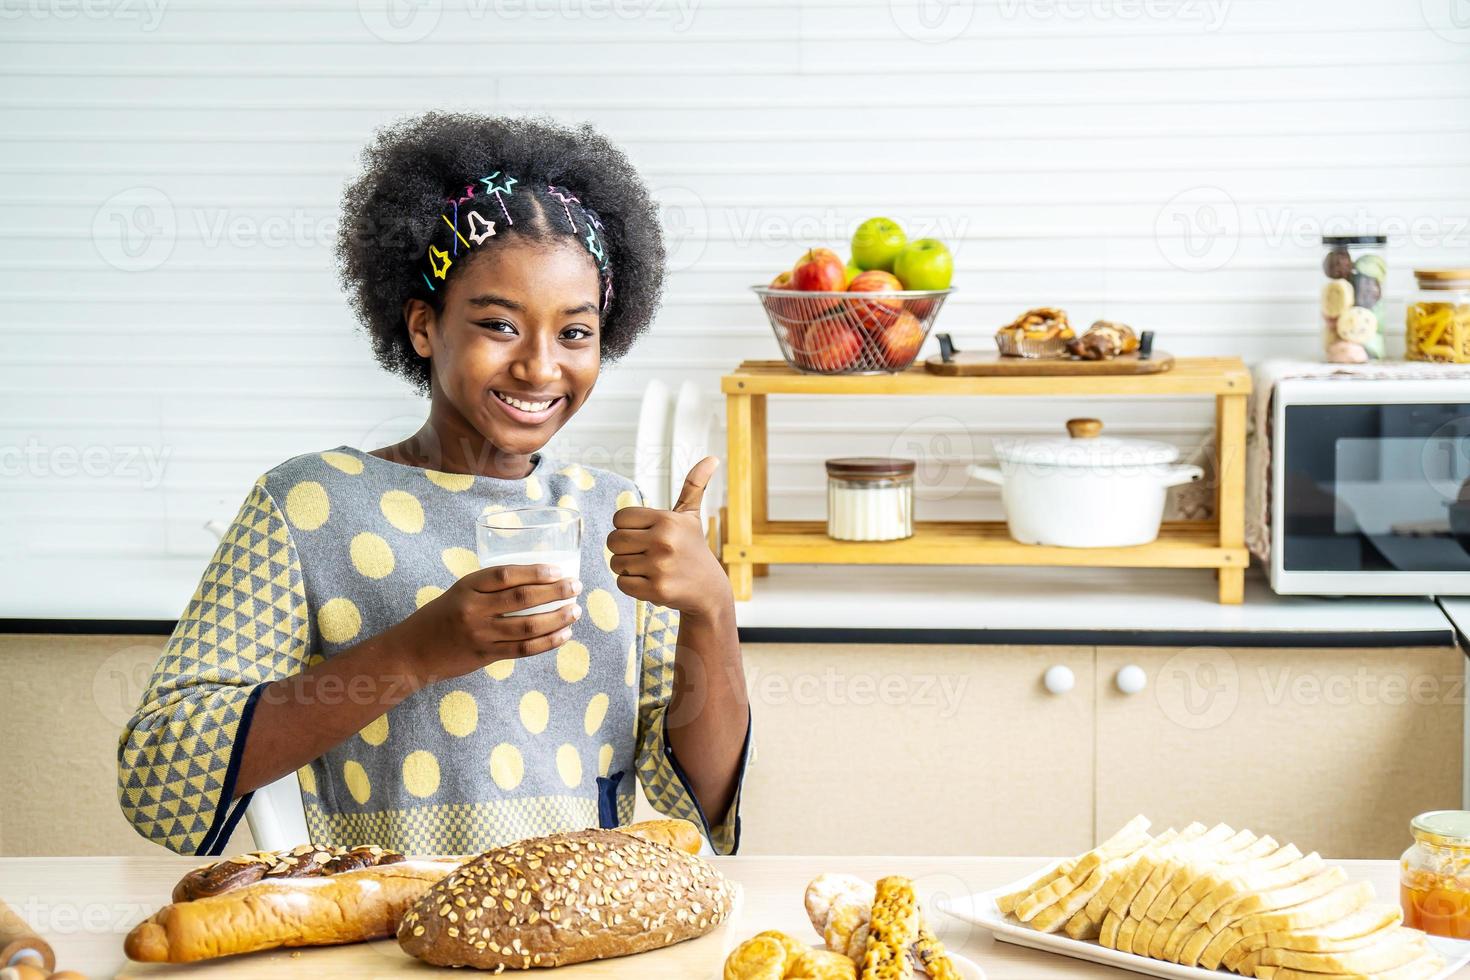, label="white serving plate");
[937,869,1470,980]
[634,378,673,510]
